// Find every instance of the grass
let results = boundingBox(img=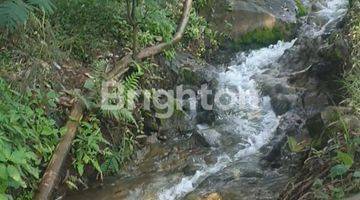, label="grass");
[345,0,360,114]
[295,0,308,17]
